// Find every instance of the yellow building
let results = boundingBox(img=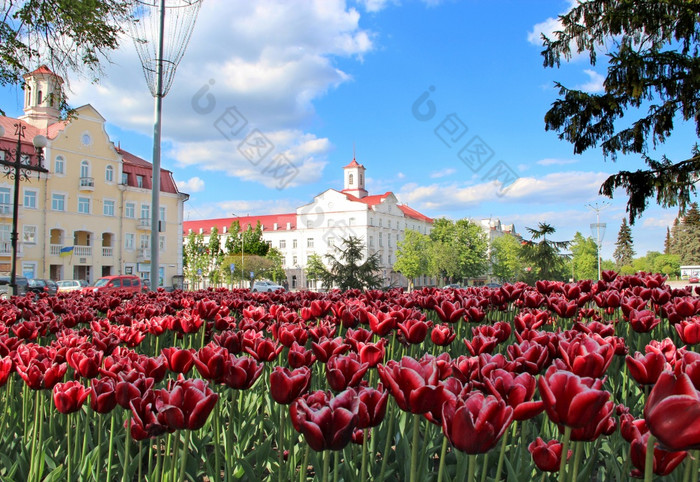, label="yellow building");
[0,66,188,287]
